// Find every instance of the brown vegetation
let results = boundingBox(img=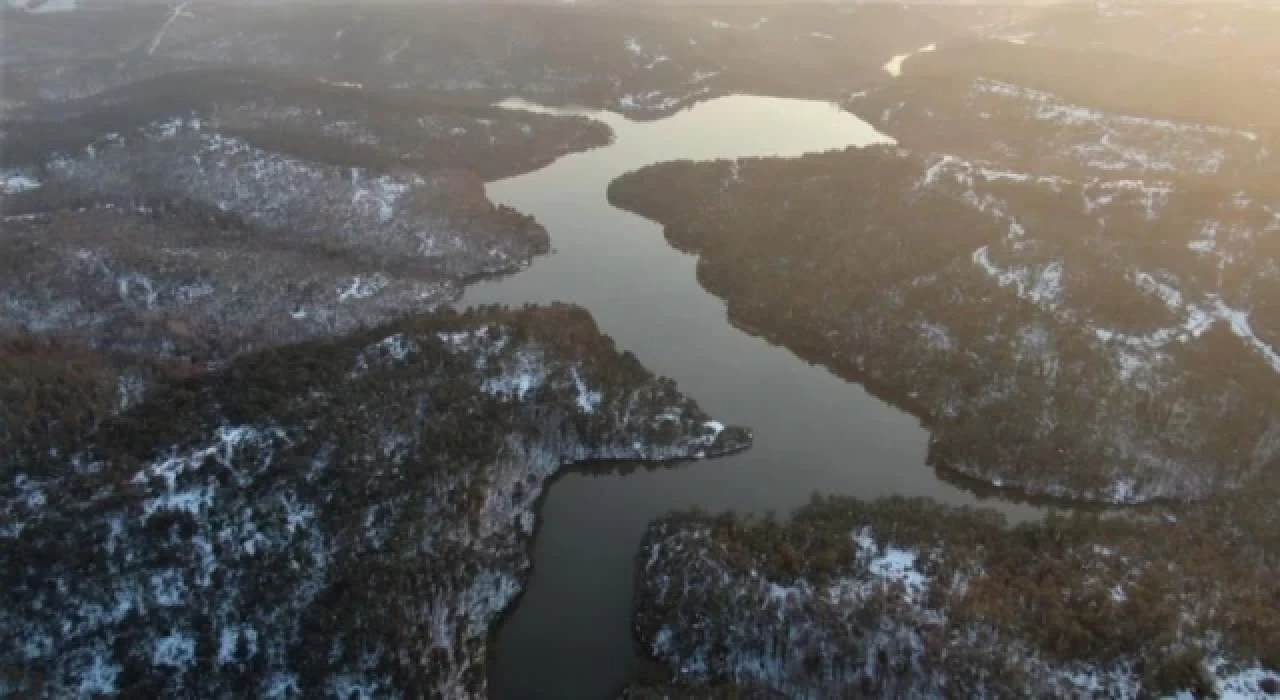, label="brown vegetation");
[1,304,748,697]
[634,487,1280,698]
[608,145,1280,504]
